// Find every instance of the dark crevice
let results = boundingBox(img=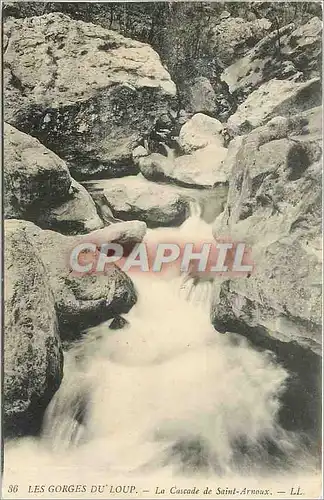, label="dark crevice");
[212,315,321,451]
